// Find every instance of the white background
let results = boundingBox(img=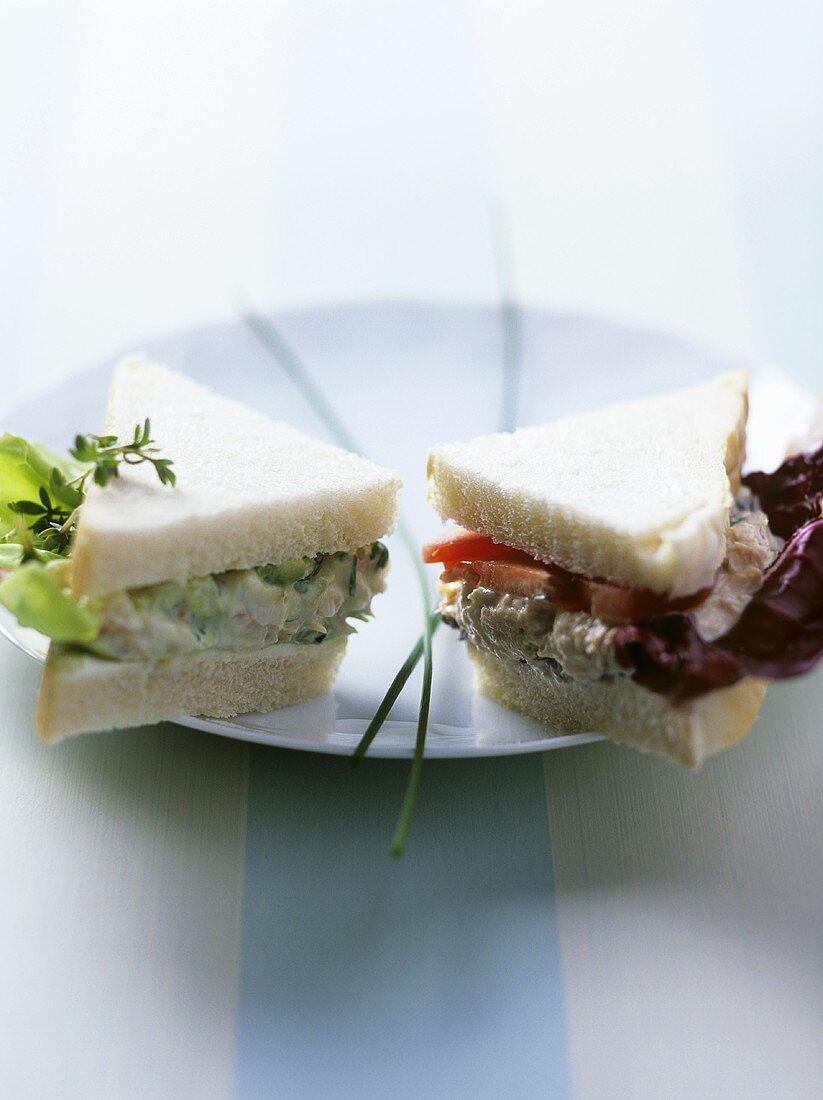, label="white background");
[3,0,821,410]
